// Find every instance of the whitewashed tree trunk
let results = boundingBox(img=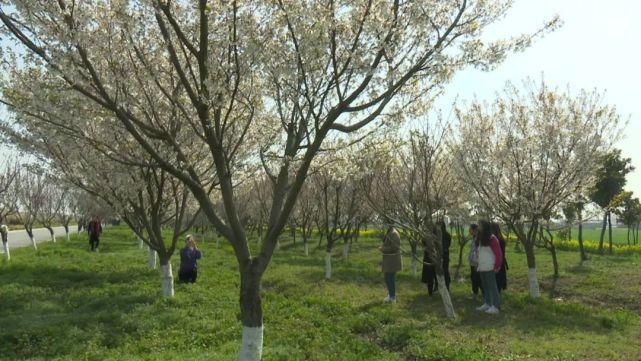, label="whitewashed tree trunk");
[160,262,175,297]
[342,242,350,260]
[304,242,309,256]
[325,252,332,279]
[66,231,70,242]
[528,268,541,298]
[239,326,263,361]
[138,237,144,249]
[2,242,9,261]
[30,236,37,250]
[51,232,56,243]
[148,248,158,269]
[411,256,417,278]
[436,274,456,319]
